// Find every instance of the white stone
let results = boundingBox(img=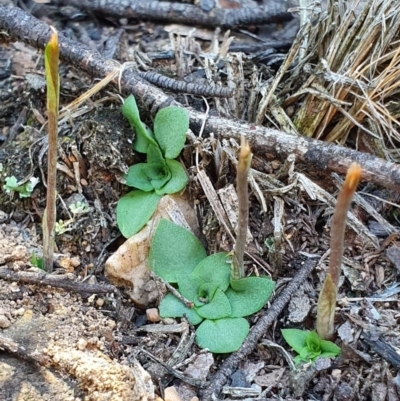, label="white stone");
[77,338,88,350]
[0,315,11,328]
